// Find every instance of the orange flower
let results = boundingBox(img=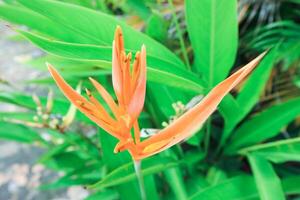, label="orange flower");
[112,27,146,128]
[48,26,266,161]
